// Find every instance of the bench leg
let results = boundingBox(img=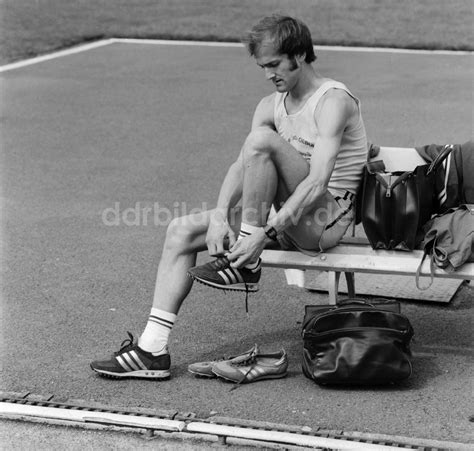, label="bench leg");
[344,271,356,298]
[327,271,341,305]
